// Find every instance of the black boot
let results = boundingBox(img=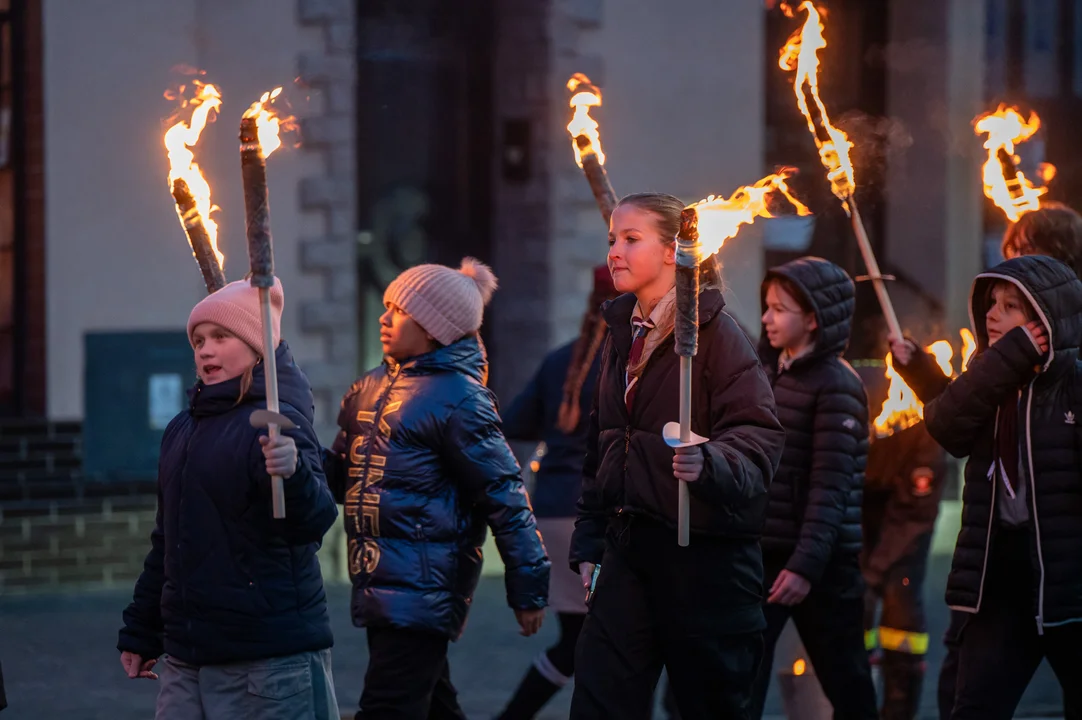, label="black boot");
[495,664,564,720]
[881,650,924,720]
